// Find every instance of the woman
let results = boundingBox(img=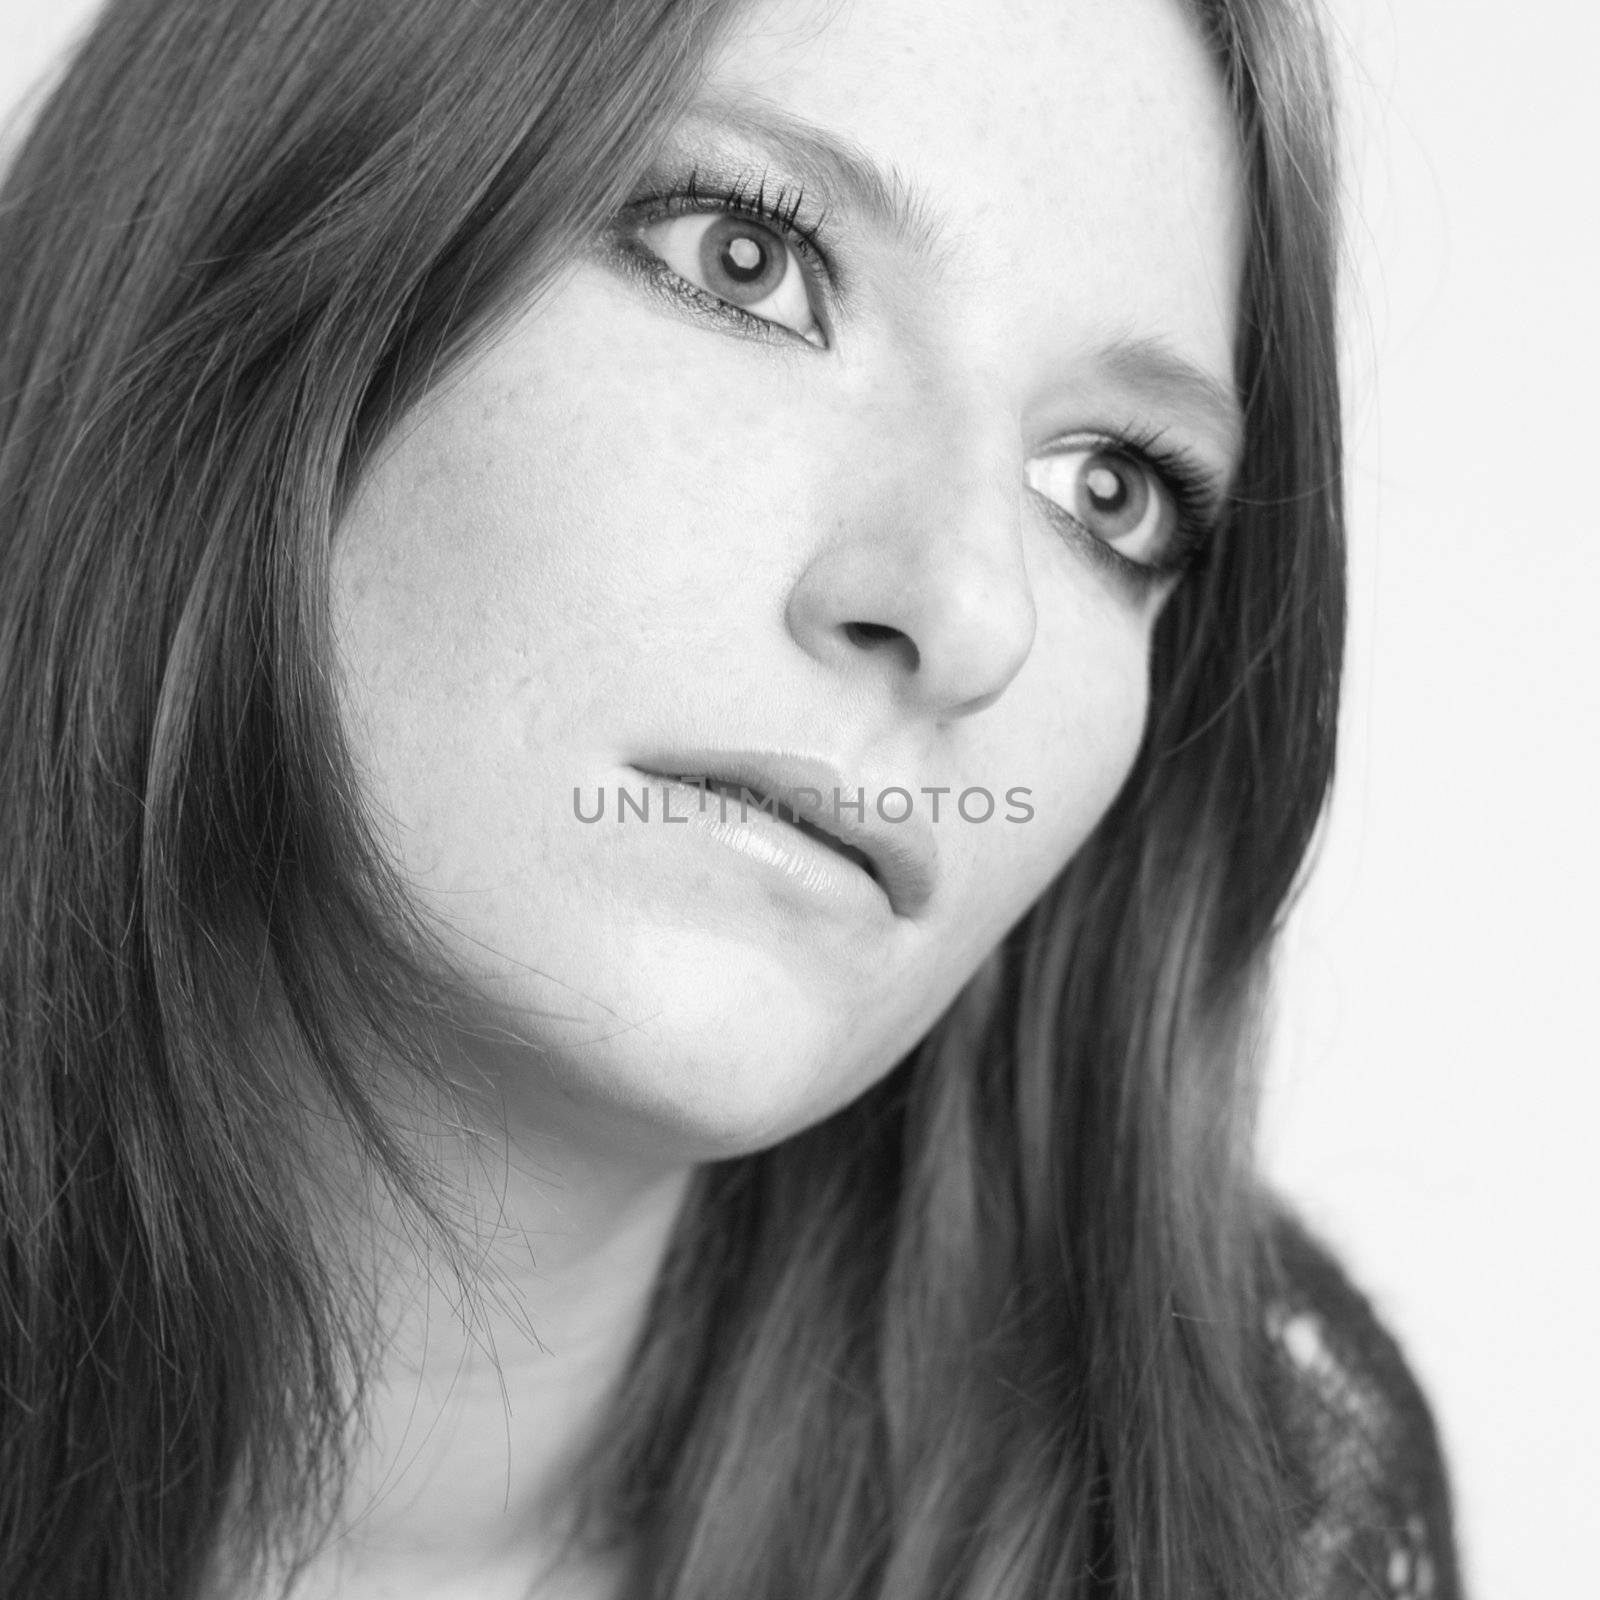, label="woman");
[0,0,1460,1596]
